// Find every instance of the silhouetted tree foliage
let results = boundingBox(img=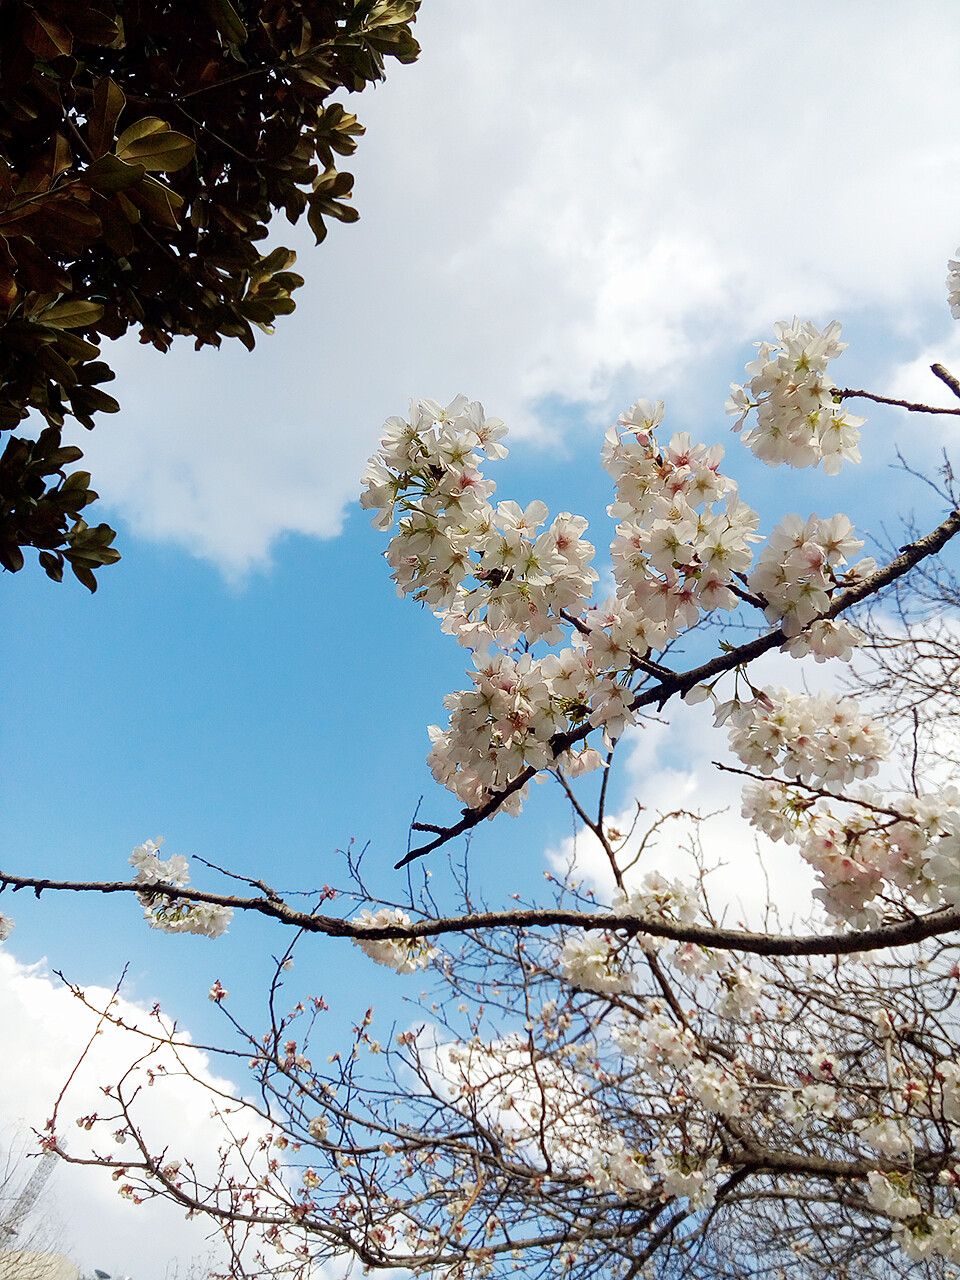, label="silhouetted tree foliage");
[0,0,419,588]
